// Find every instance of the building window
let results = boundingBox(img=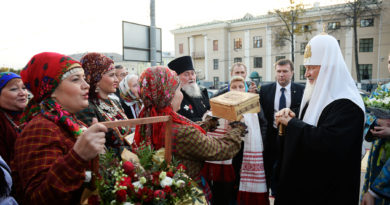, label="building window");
[179,43,183,54]
[358,64,372,81]
[234,38,242,49]
[300,65,306,80]
[360,18,374,27]
[359,38,373,52]
[254,57,263,68]
[328,22,341,30]
[253,36,262,48]
[213,77,219,89]
[302,24,312,32]
[234,57,242,63]
[213,40,218,51]
[275,56,285,62]
[300,42,307,55]
[213,59,219,70]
